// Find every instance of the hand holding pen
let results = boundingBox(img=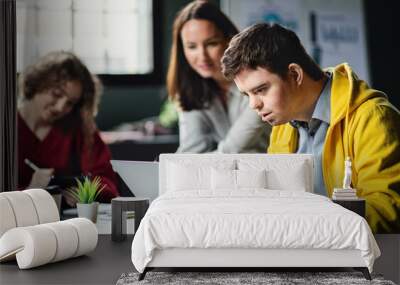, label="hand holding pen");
[24,159,54,189]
